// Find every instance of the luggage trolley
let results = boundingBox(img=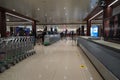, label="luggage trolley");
[11,37,18,65]
[0,36,36,73]
[14,37,20,63]
[30,36,35,55]
[21,36,27,59]
[18,37,25,61]
[0,38,6,72]
[4,37,14,68]
[23,36,27,58]
[24,37,29,56]
[0,37,13,72]
[27,36,32,56]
